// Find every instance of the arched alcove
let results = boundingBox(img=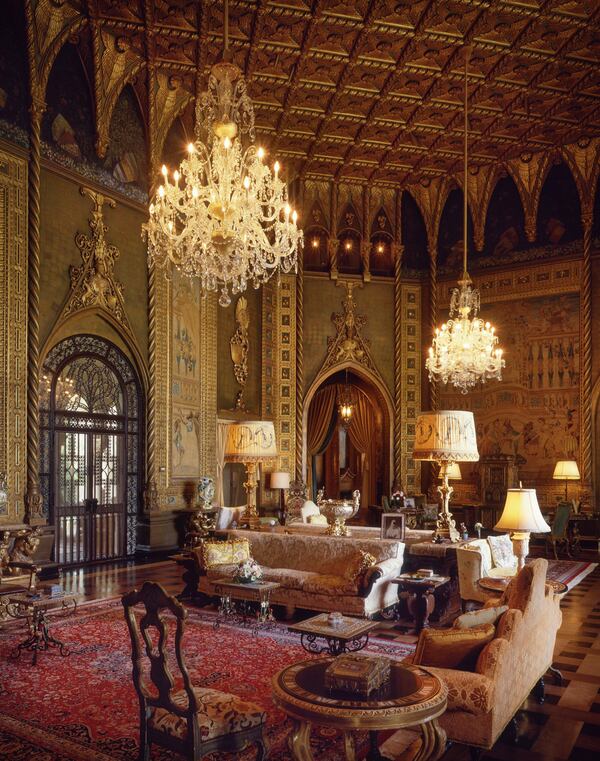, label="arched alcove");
[437,187,474,269]
[104,84,148,191]
[369,207,394,276]
[304,199,330,271]
[43,42,96,164]
[483,174,526,258]
[337,202,362,275]
[401,191,428,271]
[303,362,393,514]
[536,162,582,245]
